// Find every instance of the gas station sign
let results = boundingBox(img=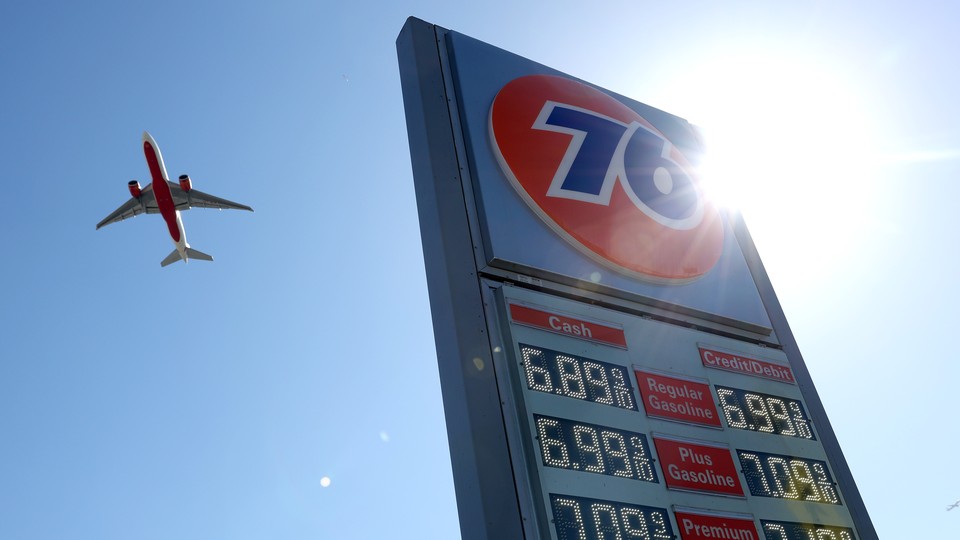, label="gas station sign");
[398,17,876,540]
